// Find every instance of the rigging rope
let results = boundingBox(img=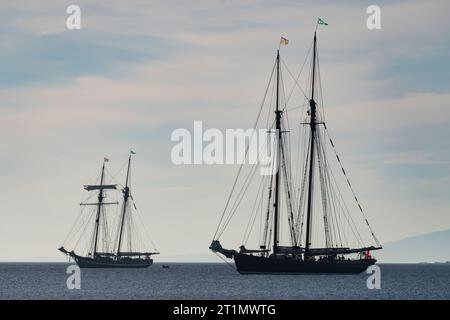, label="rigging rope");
[213,252,238,273]
[242,171,267,245]
[281,38,313,105]
[323,124,381,247]
[212,60,277,241]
